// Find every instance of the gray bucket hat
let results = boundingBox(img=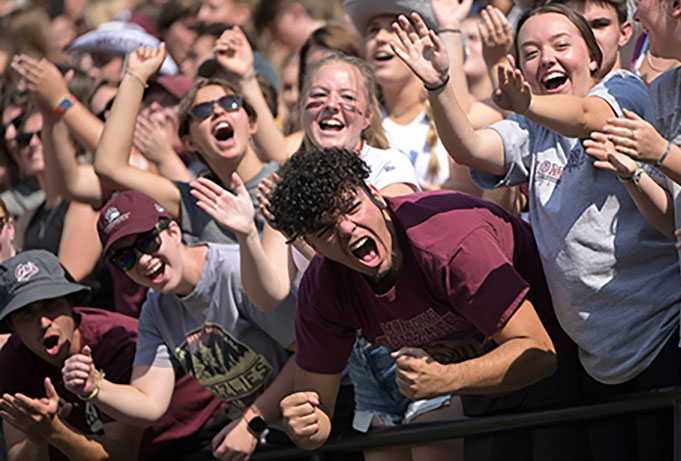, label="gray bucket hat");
[343,0,438,37]
[0,250,90,333]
